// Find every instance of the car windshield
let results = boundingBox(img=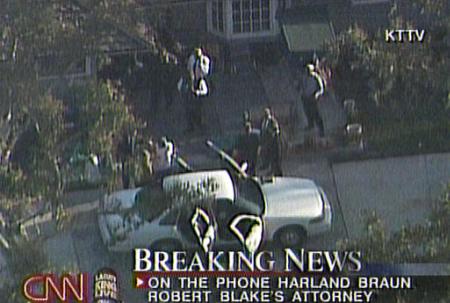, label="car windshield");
[134,183,169,222]
[235,178,265,215]
[134,178,222,222]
